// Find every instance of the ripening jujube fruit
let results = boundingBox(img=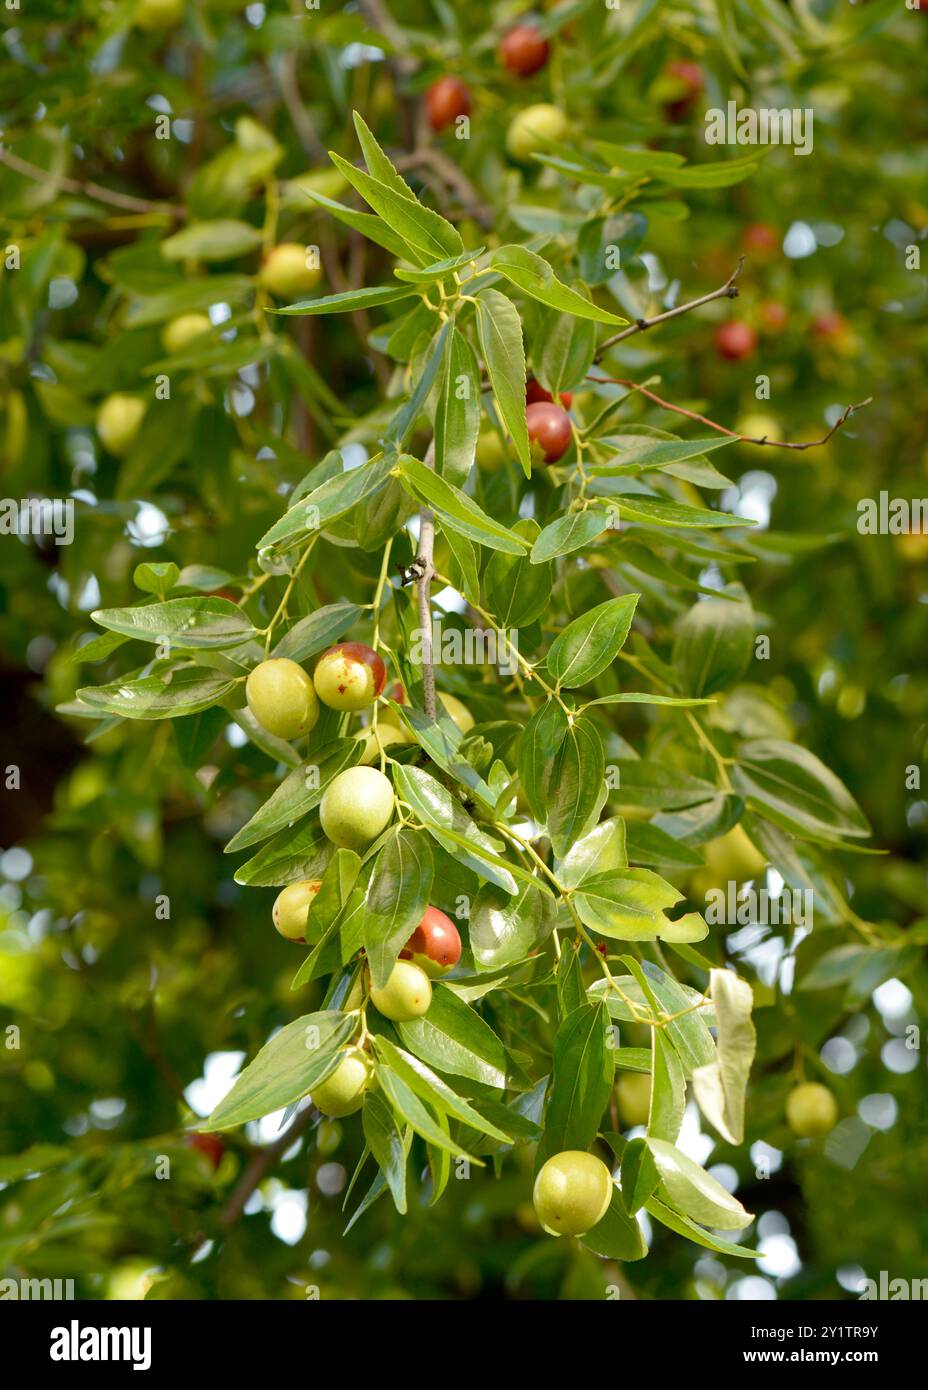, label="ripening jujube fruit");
[272,879,322,943]
[425,76,471,132]
[313,642,386,711]
[476,428,509,471]
[311,1048,374,1117]
[245,658,319,741]
[319,766,395,849]
[742,222,780,258]
[499,24,550,78]
[505,104,569,162]
[526,377,572,410]
[532,1151,613,1236]
[353,720,413,765]
[161,313,211,355]
[662,59,704,121]
[758,300,789,334]
[786,1082,839,1138]
[259,243,322,299]
[714,321,758,361]
[369,959,432,1022]
[438,691,474,733]
[616,1071,651,1128]
[401,905,462,978]
[134,0,183,30]
[526,401,572,463]
[96,394,146,457]
[184,1133,224,1170]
